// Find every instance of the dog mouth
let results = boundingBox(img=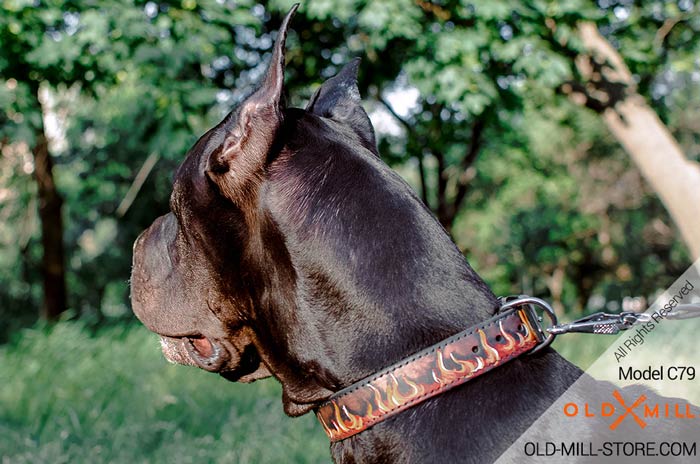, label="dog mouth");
[158,334,269,383]
[159,335,230,372]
